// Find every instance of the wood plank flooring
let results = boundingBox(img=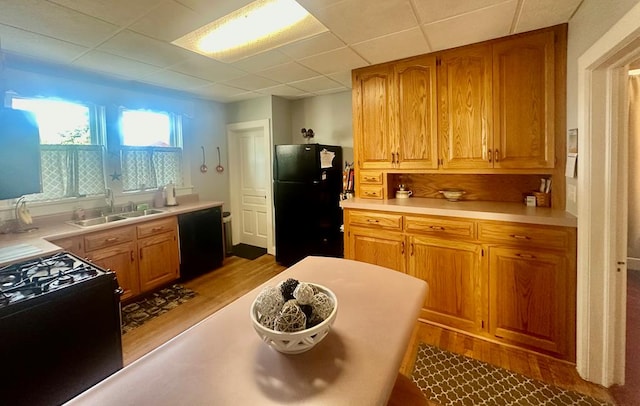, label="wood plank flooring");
[122,254,619,404]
